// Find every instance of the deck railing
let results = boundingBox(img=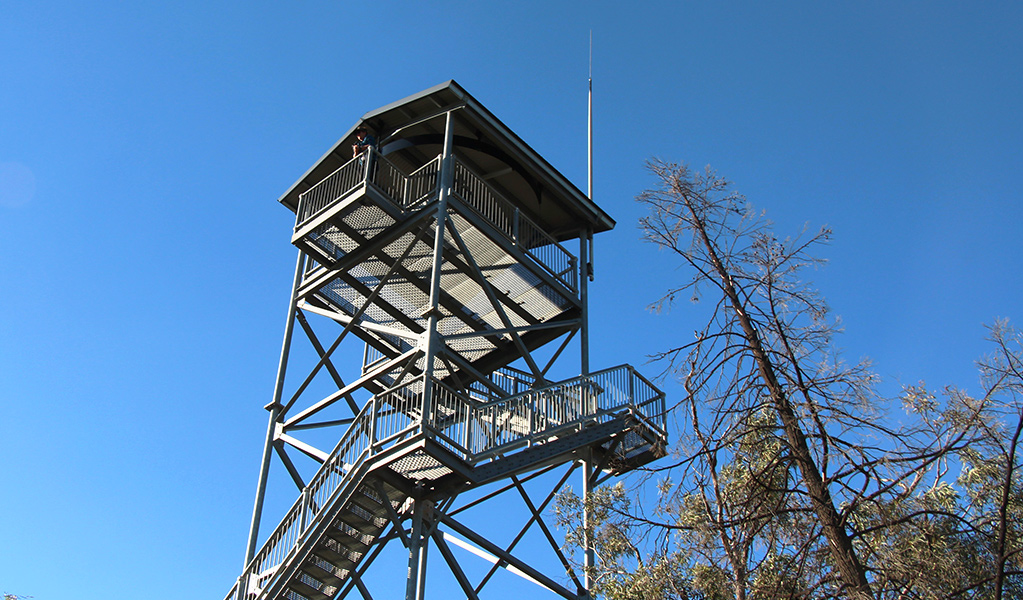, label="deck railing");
[294,152,579,295]
[430,364,666,461]
[466,365,538,402]
[295,151,440,228]
[296,155,364,226]
[226,365,664,600]
[451,158,578,293]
